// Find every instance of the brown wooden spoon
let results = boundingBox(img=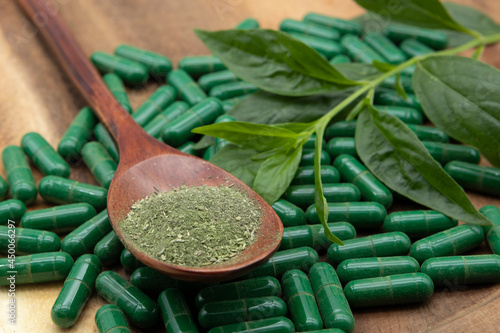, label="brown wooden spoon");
[18,0,283,282]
